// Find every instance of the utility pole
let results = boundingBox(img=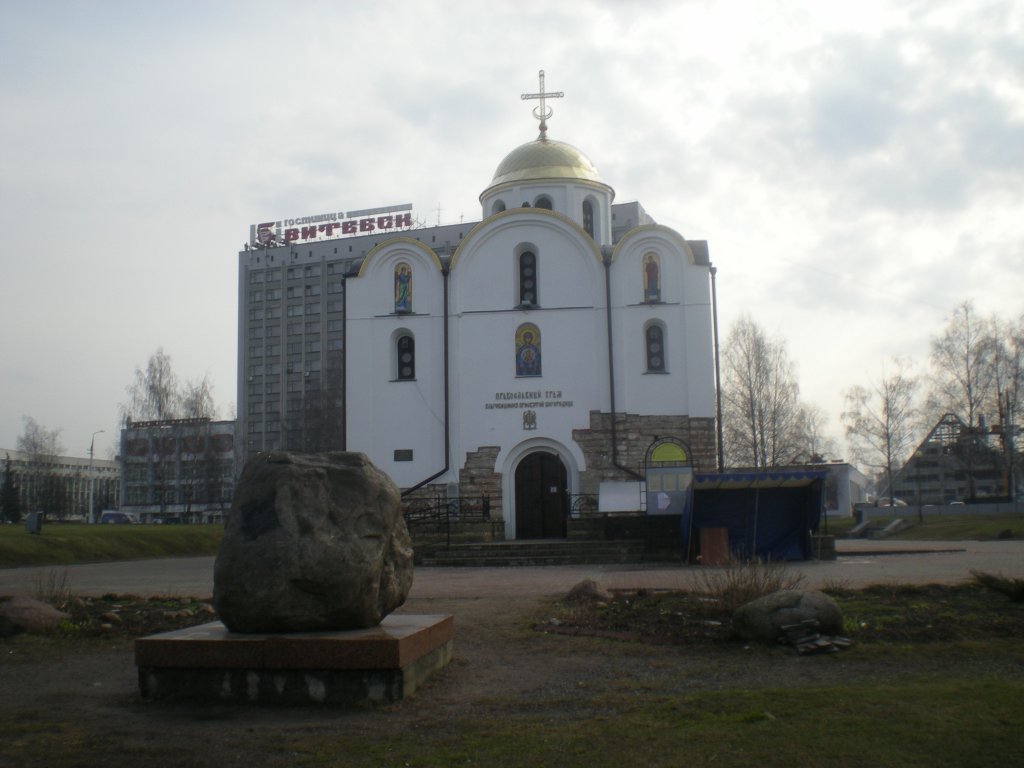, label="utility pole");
[88,429,104,524]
